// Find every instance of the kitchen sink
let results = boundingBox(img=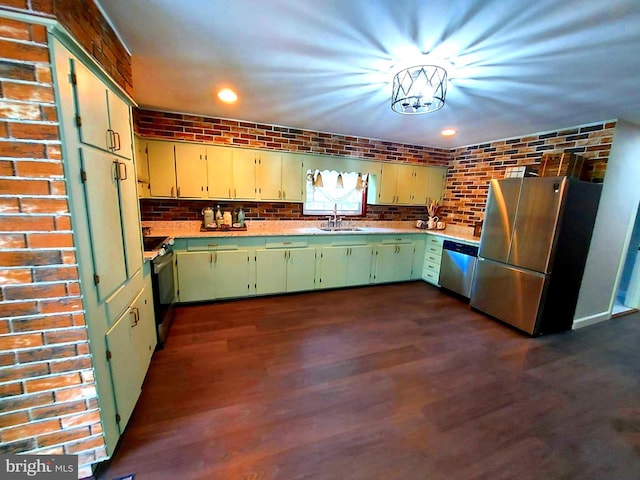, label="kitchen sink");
[316,227,363,232]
